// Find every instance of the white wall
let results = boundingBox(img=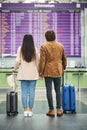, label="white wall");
[84,9,87,67]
